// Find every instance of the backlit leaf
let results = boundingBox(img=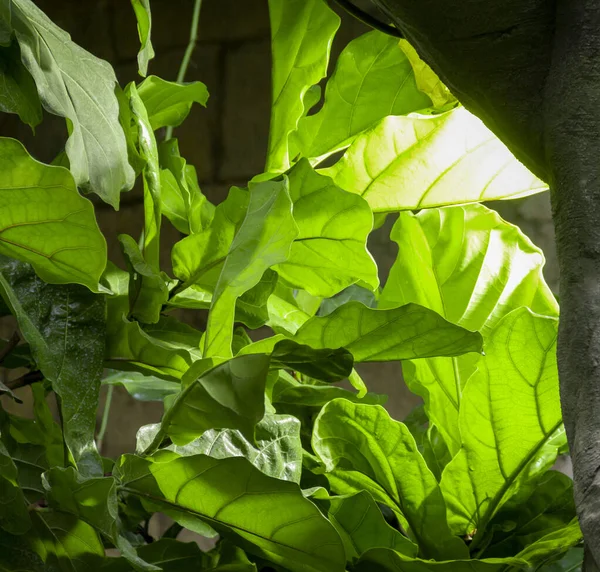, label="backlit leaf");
[131,0,154,77]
